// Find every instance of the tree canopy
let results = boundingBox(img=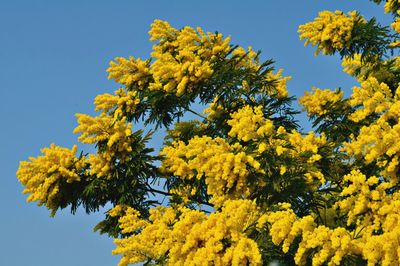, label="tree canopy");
[16,1,400,265]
